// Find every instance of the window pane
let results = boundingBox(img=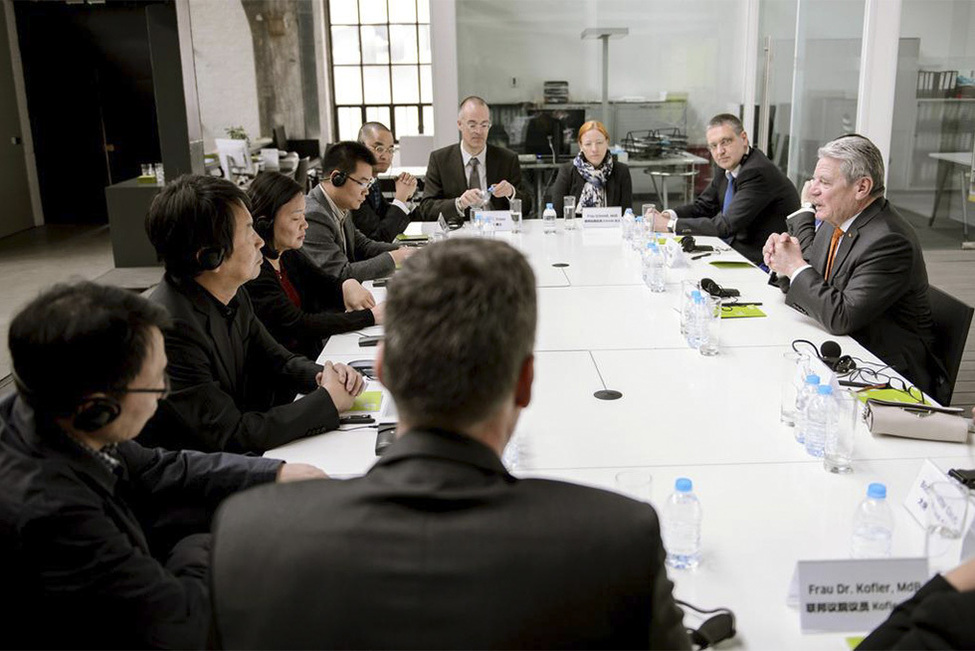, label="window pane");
[362,66,391,104]
[338,107,363,141]
[329,0,358,24]
[391,65,419,102]
[422,105,434,135]
[388,0,416,23]
[390,25,418,64]
[333,66,363,104]
[417,0,429,23]
[419,64,432,103]
[330,27,360,65]
[395,106,420,137]
[417,25,430,63]
[360,25,389,64]
[357,0,386,24]
[366,106,391,127]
